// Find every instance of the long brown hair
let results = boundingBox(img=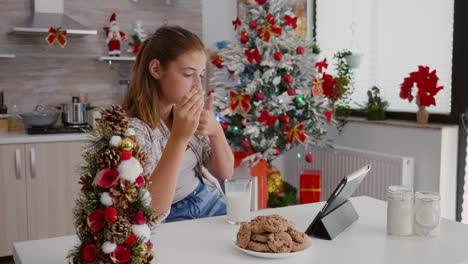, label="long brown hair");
[121,26,206,129]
